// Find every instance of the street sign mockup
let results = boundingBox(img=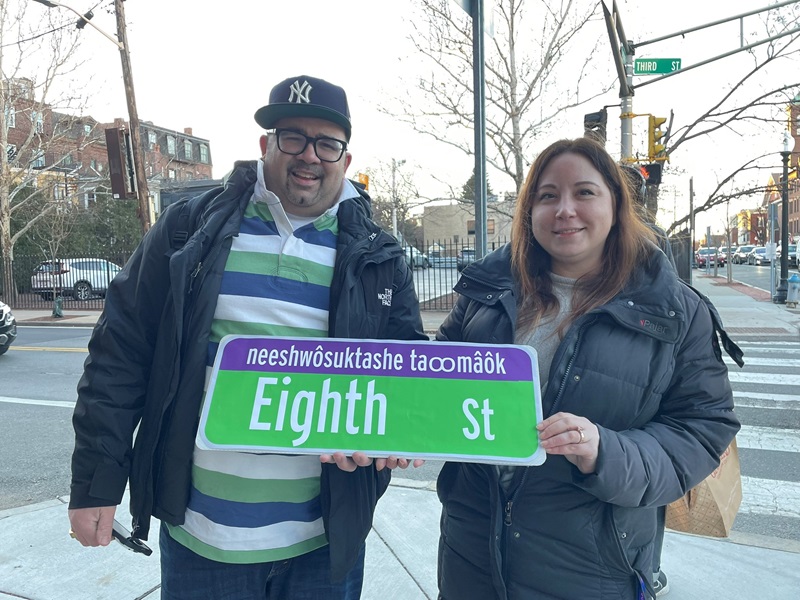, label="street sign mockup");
[634,58,682,75]
[197,336,545,466]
